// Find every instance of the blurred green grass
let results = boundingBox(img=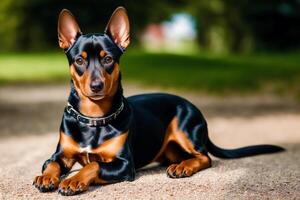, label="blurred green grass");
[0,51,299,94]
